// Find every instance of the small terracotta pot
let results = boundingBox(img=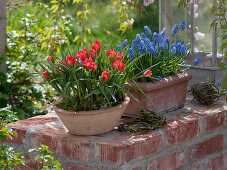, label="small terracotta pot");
[124,72,192,115]
[53,97,130,136]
